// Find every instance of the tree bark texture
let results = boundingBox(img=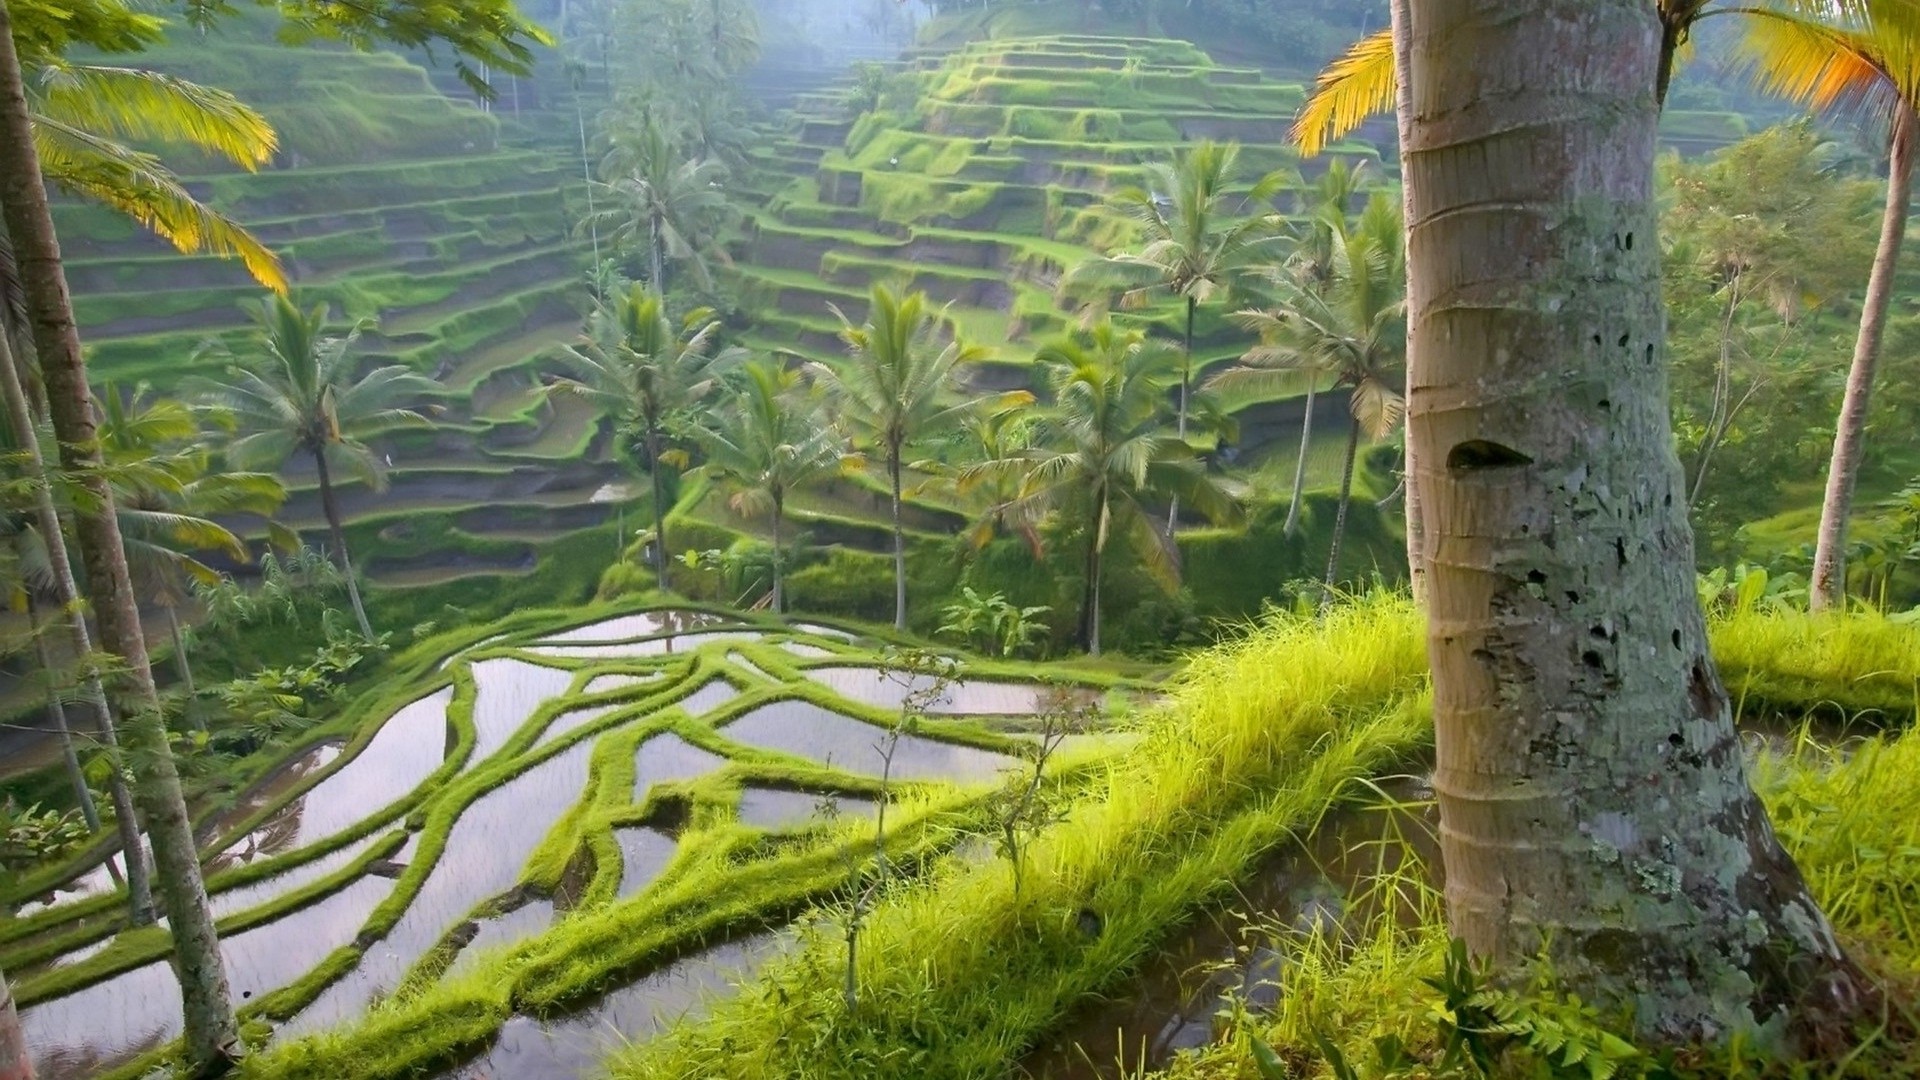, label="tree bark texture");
[646,419,670,591]
[312,447,374,639]
[889,441,906,631]
[1390,0,1428,604]
[1810,108,1915,611]
[1405,0,1862,1039]
[0,965,29,1080]
[0,251,151,921]
[0,1,239,1065]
